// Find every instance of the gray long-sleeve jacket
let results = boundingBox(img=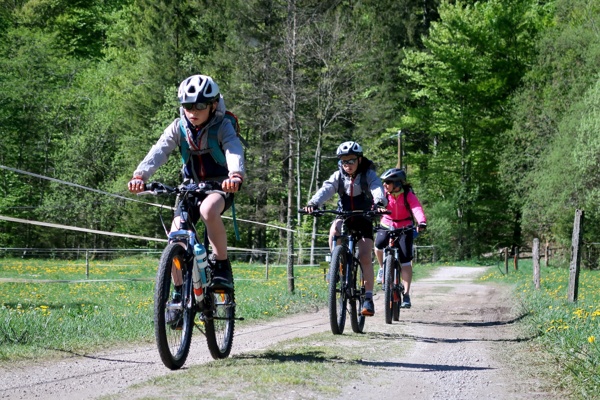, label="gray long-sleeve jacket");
[133,96,245,182]
[308,158,387,211]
